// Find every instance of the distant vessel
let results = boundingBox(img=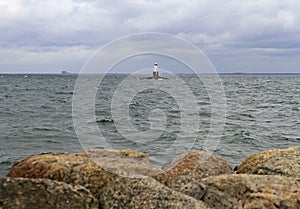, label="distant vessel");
[61,70,71,75]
